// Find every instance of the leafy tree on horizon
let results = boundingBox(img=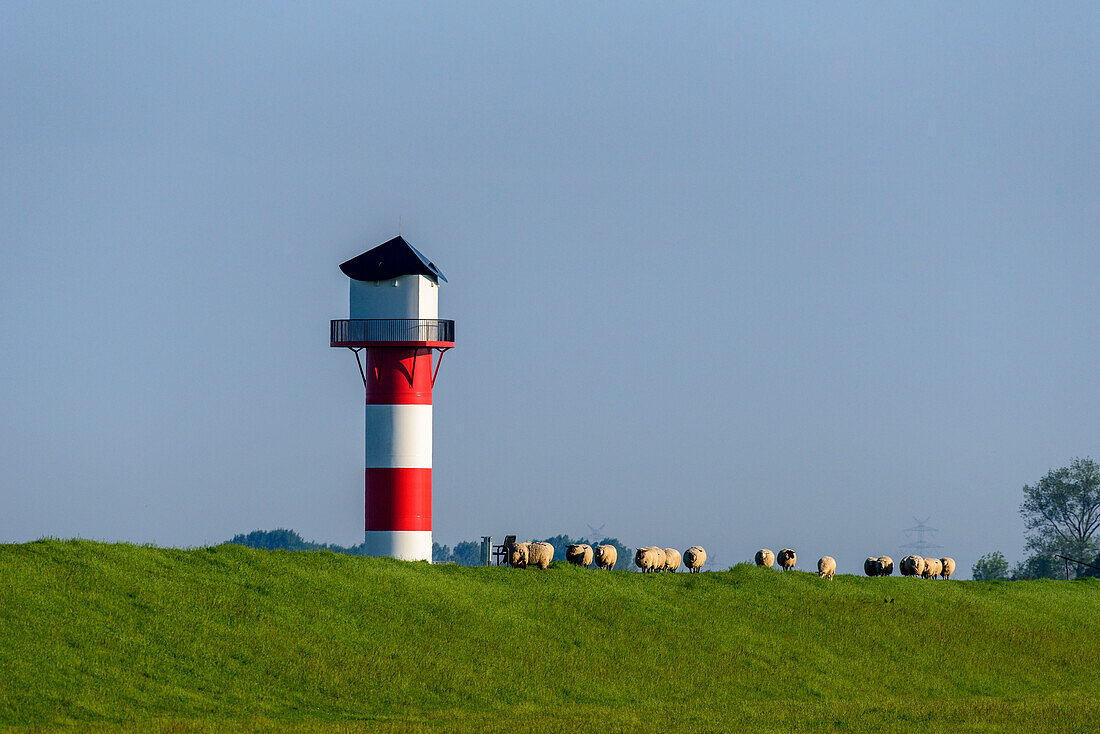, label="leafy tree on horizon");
[1079,551,1100,579]
[1011,554,1063,581]
[452,540,482,566]
[432,542,452,563]
[972,551,1009,581]
[229,529,310,552]
[1018,457,1100,579]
